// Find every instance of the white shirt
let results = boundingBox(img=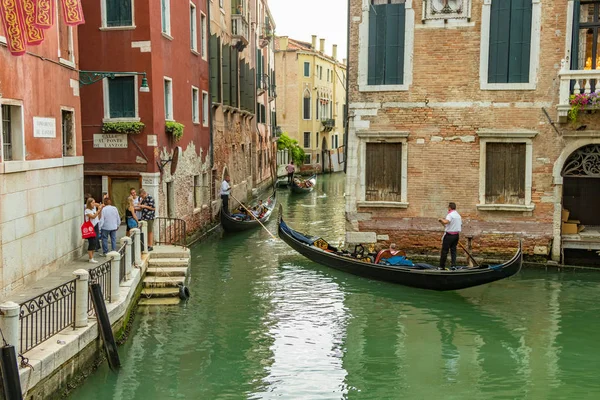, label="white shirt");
[101,205,121,231]
[445,210,462,233]
[220,180,231,196]
[85,208,100,227]
[133,196,142,219]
